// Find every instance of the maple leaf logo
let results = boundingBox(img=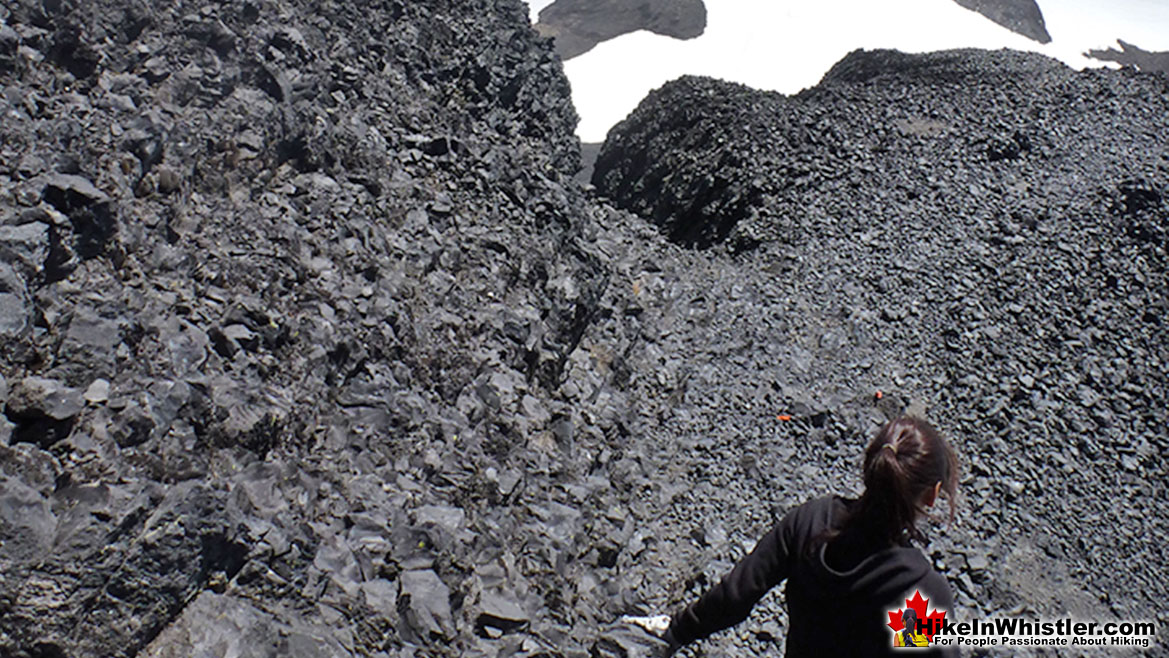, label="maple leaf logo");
[887,590,947,642]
